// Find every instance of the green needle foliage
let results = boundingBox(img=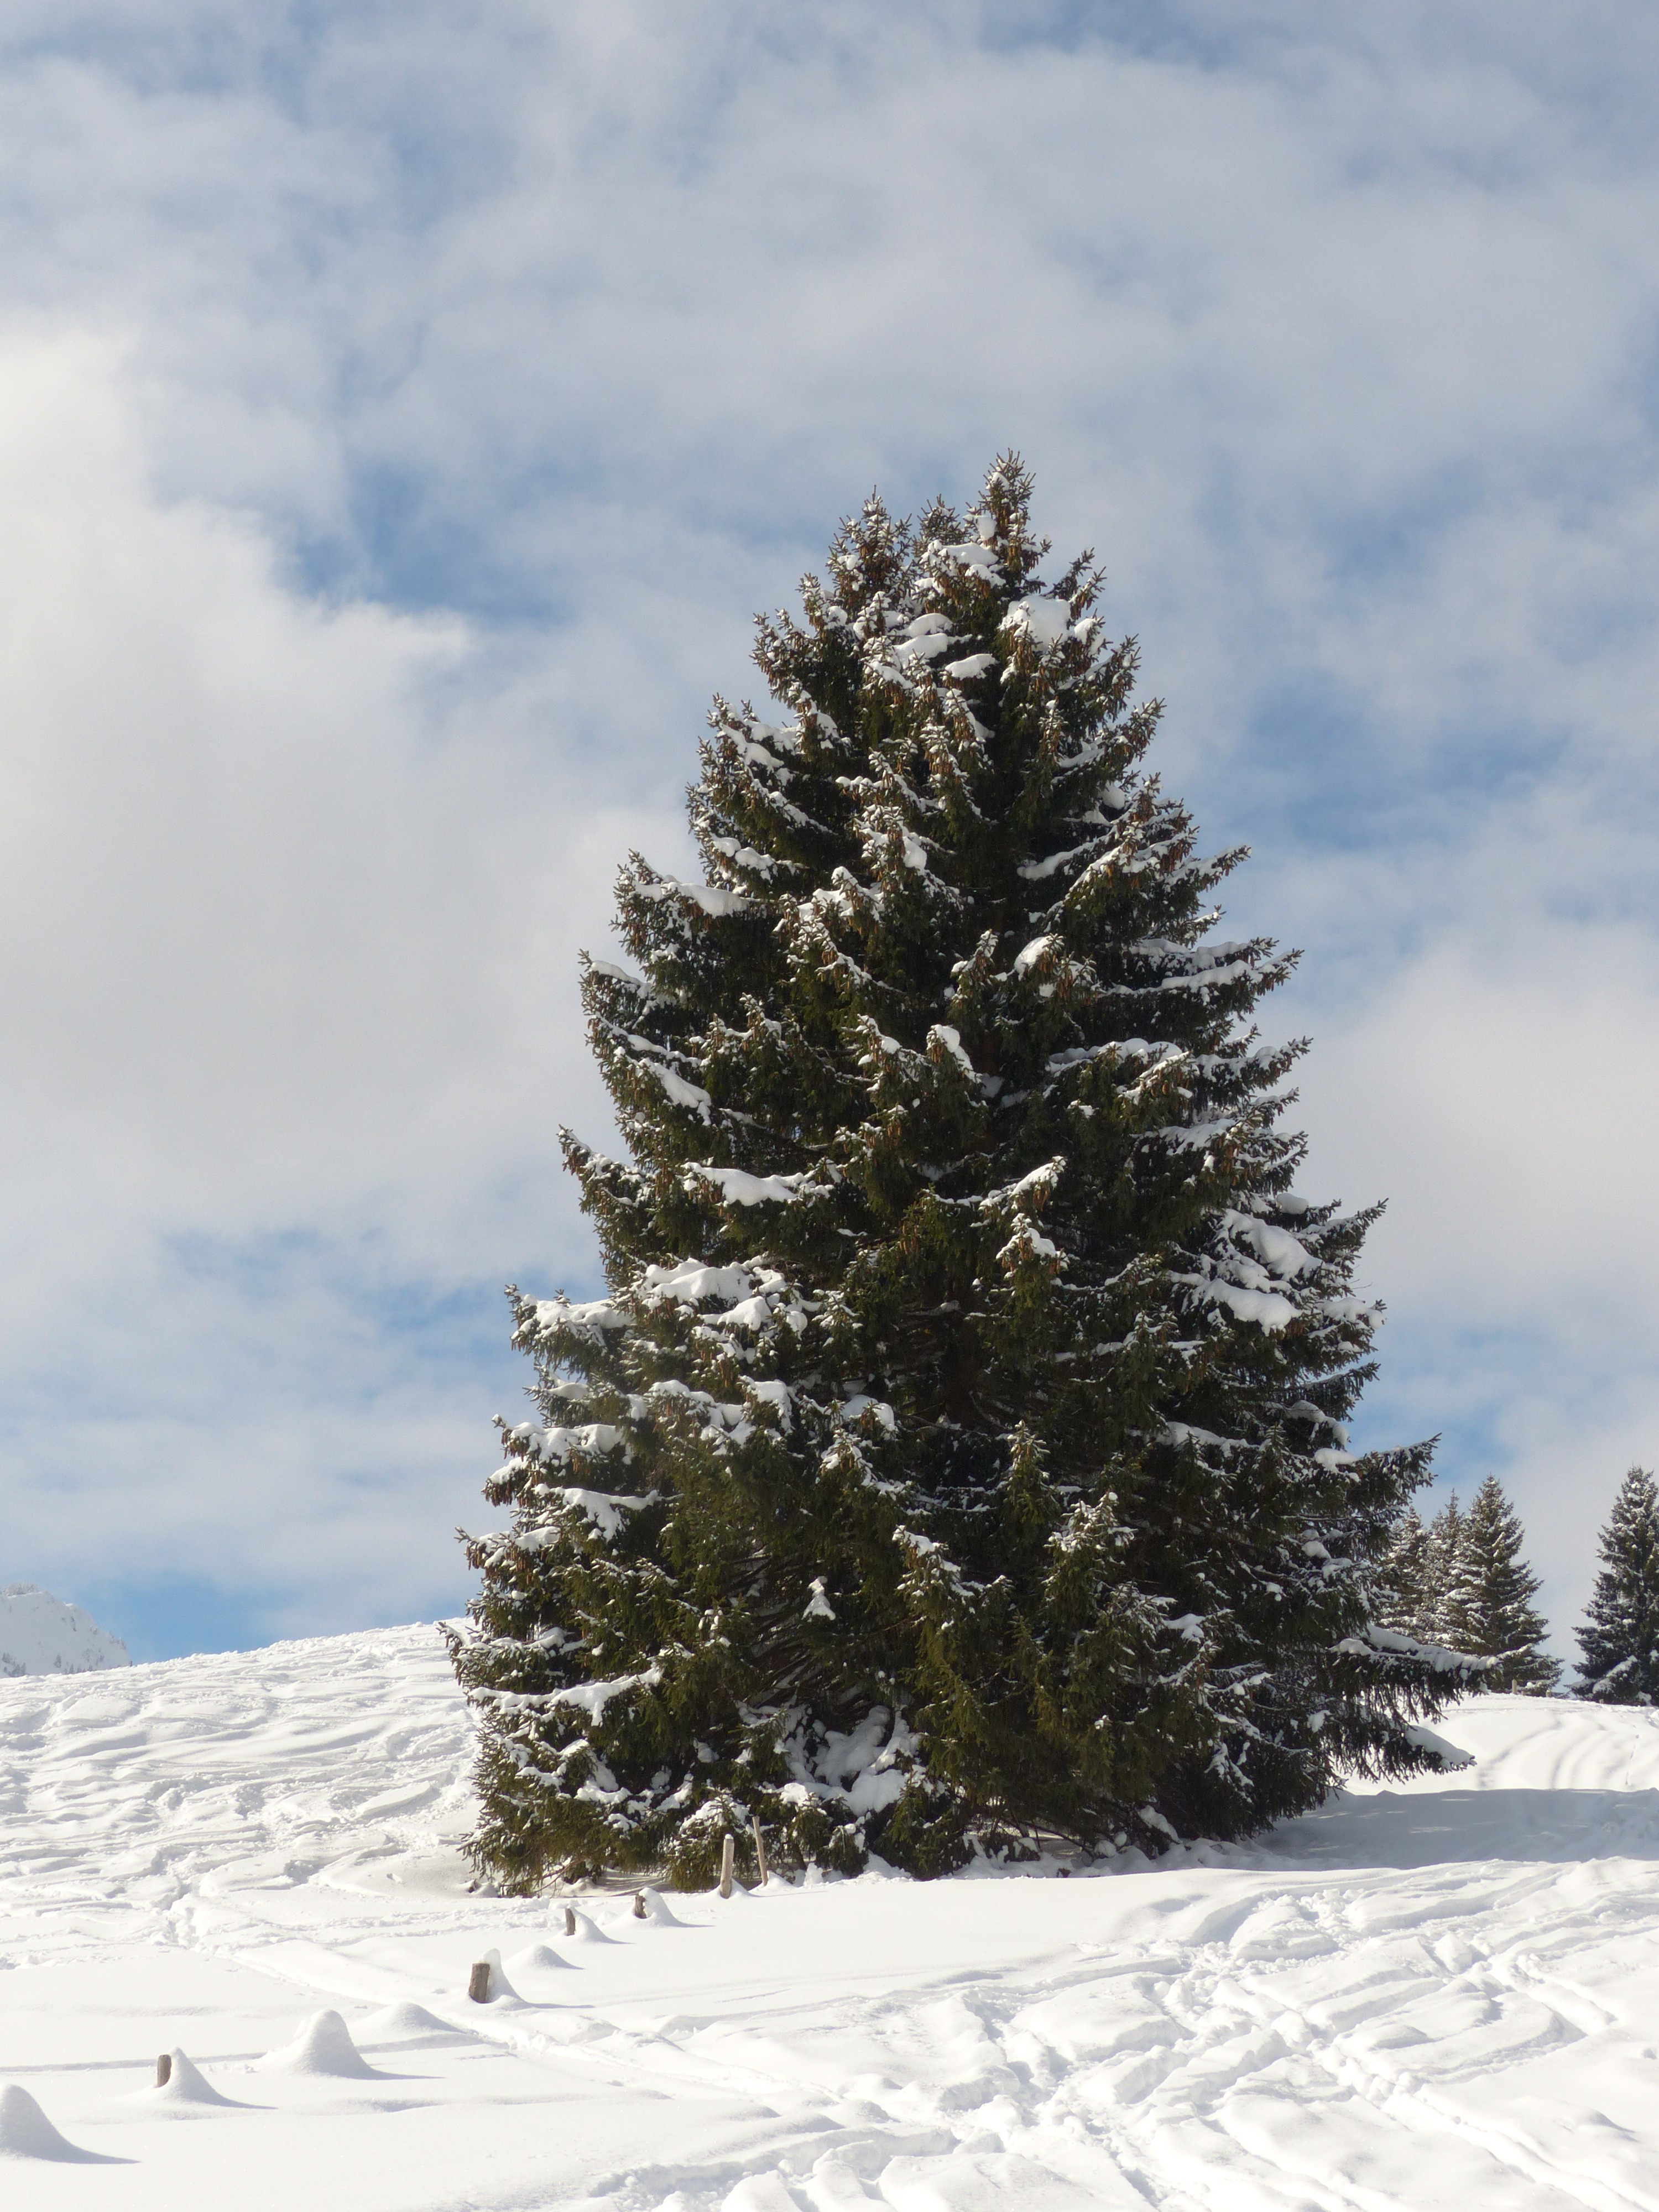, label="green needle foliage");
[450,457,1475,1891]
[1576,1466,1659,1703]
